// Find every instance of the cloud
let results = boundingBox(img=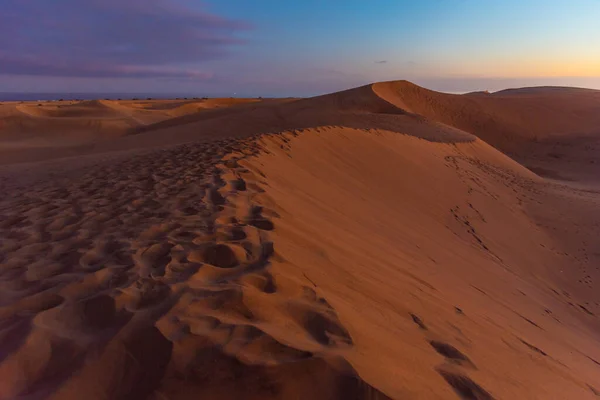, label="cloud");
[0,0,250,79]
[375,60,388,64]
